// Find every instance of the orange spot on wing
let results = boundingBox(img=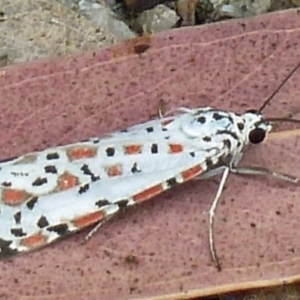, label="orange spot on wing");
[21,233,47,248]
[1,189,28,206]
[181,165,203,181]
[73,211,104,228]
[133,184,163,203]
[168,143,183,153]
[67,147,97,161]
[58,172,79,190]
[124,144,143,155]
[105,164,123,177]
